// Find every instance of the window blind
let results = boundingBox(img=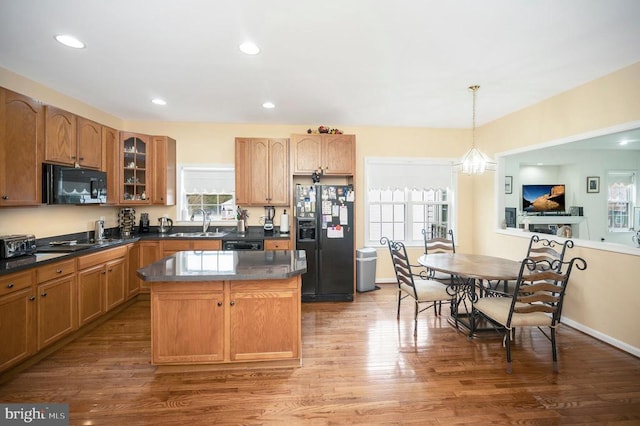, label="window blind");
[366,159,454,190]
[180,165,235,194]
